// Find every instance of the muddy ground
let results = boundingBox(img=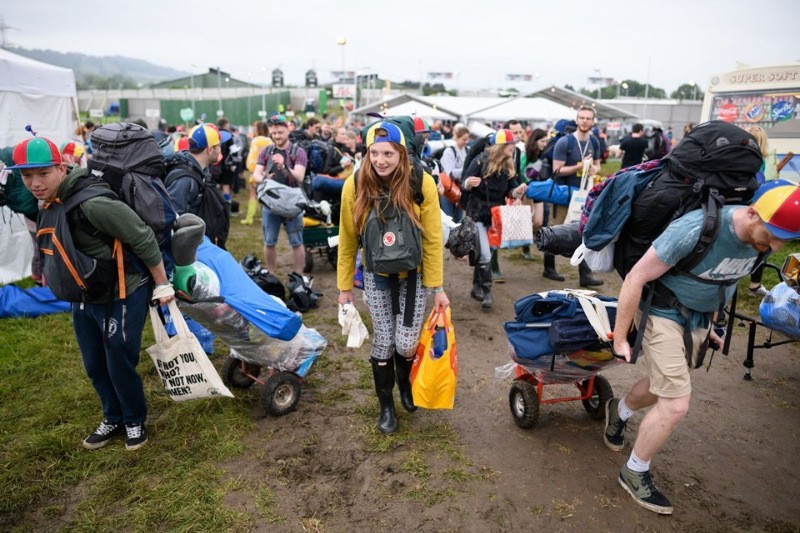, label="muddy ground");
[221,248,800,532]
